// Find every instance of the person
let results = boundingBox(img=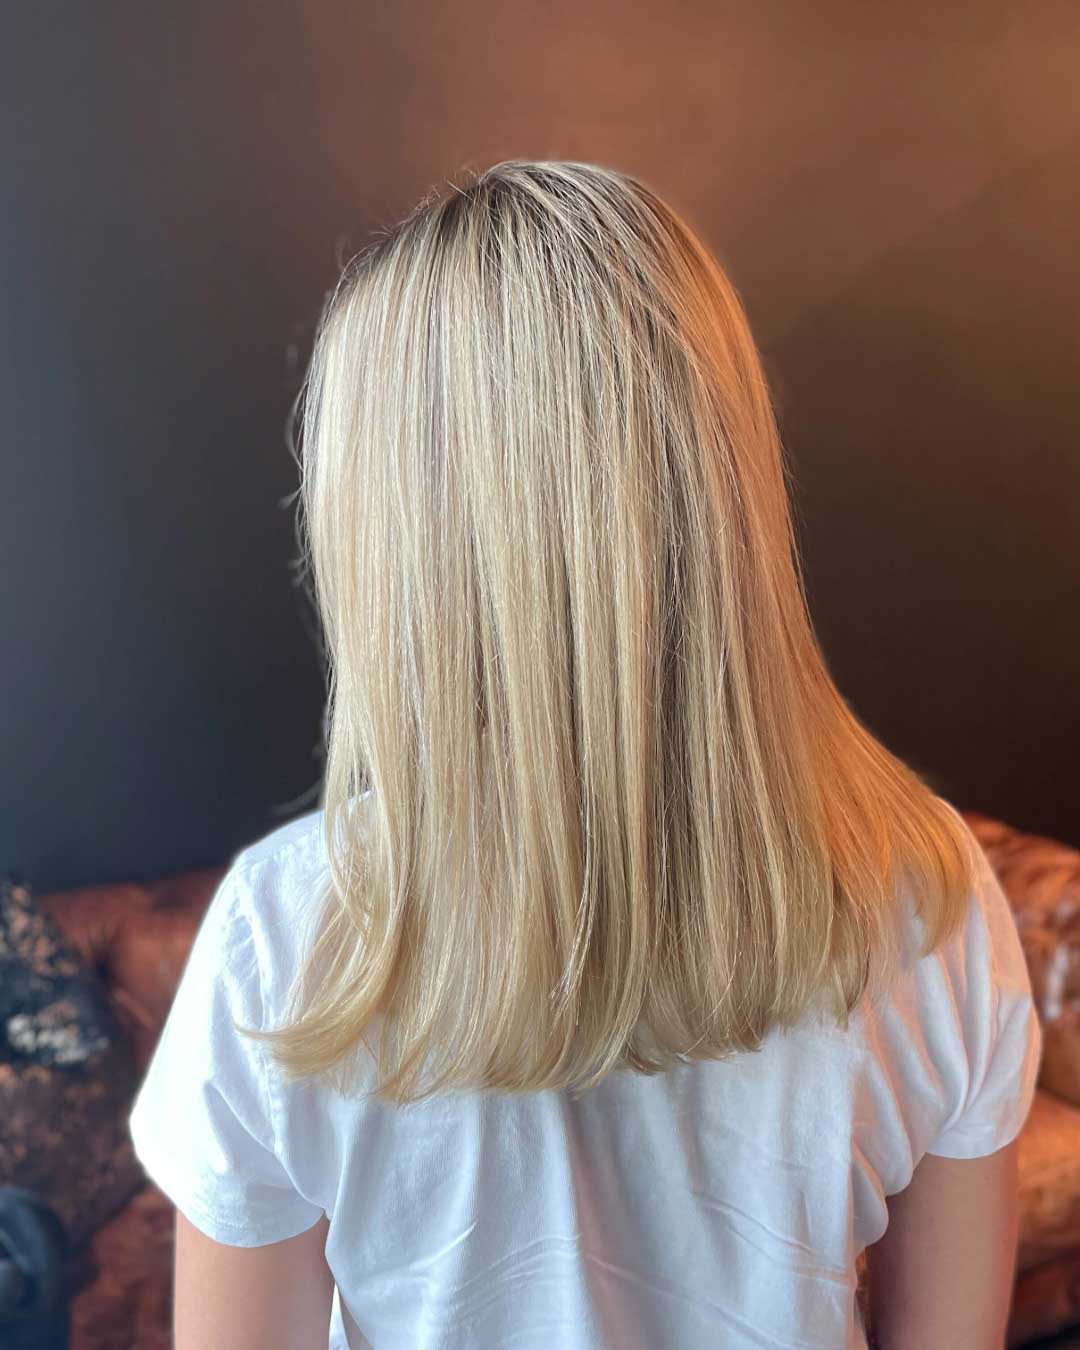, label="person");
[128,160,1041,1349]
